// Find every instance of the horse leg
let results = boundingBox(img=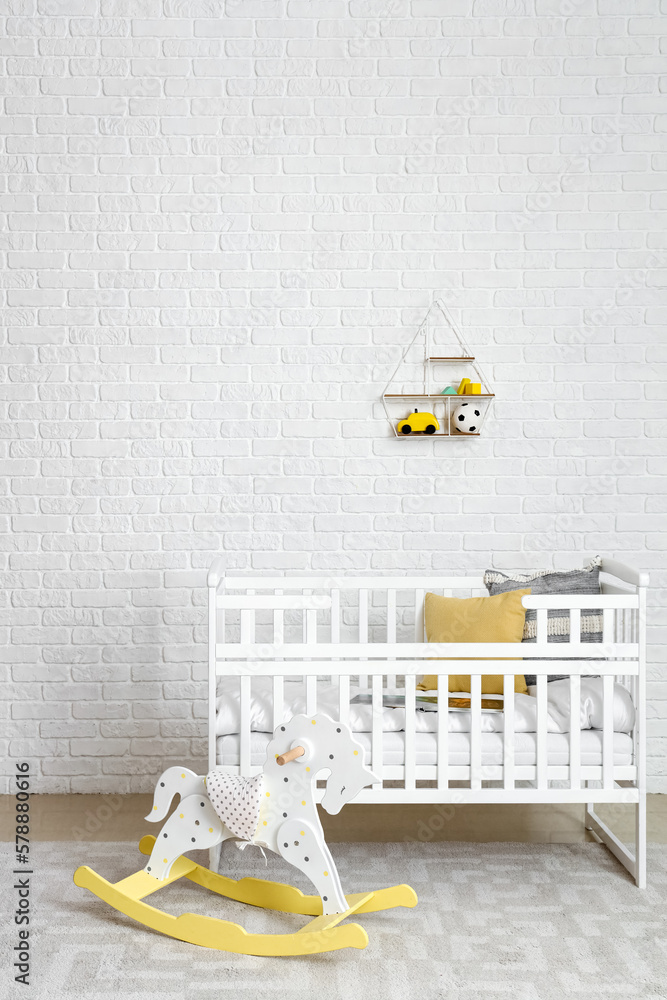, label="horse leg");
[144,792,229,881]
[275,819,348,915]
